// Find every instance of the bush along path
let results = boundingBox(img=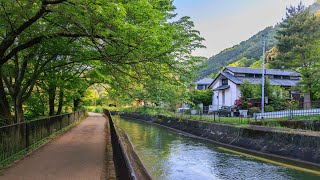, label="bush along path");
[0,113,114,180]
